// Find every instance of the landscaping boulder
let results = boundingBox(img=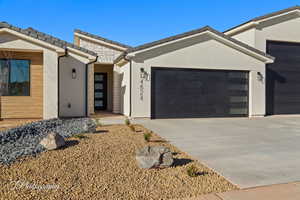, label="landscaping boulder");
[135,146,173,169]
[39,132,65,150]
